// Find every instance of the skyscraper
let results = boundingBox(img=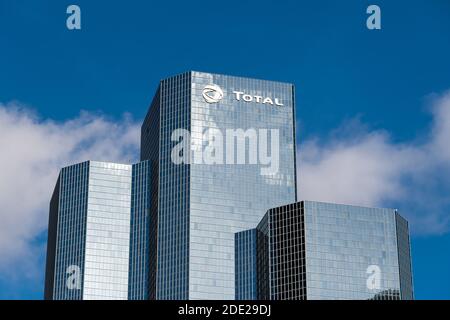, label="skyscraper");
[235,201,414,300]
[140,71,298,299]
[44,161,133,300]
